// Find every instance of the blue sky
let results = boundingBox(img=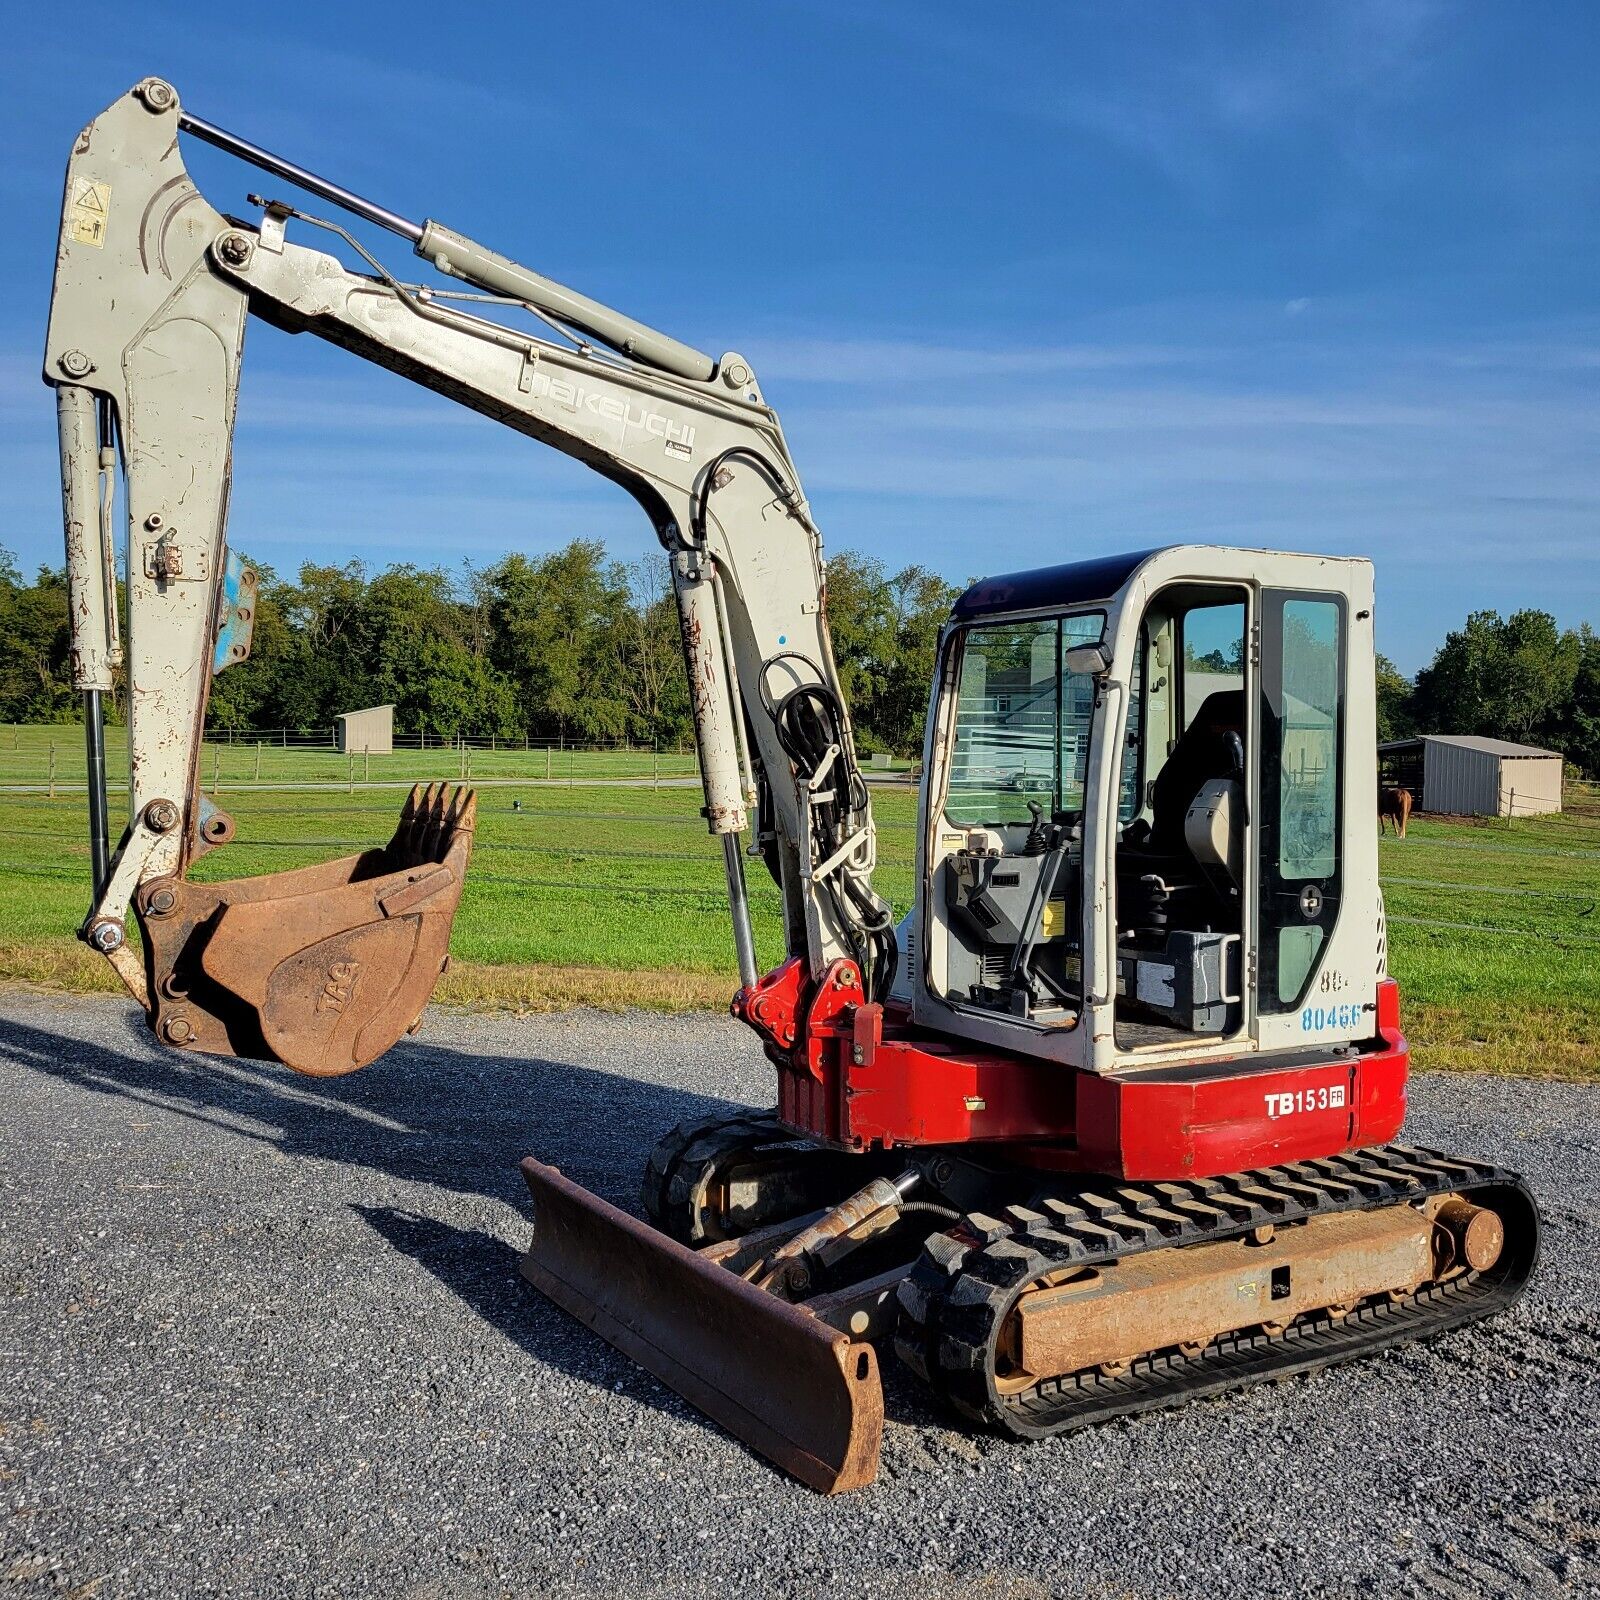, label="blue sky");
[2,1,1595,672]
